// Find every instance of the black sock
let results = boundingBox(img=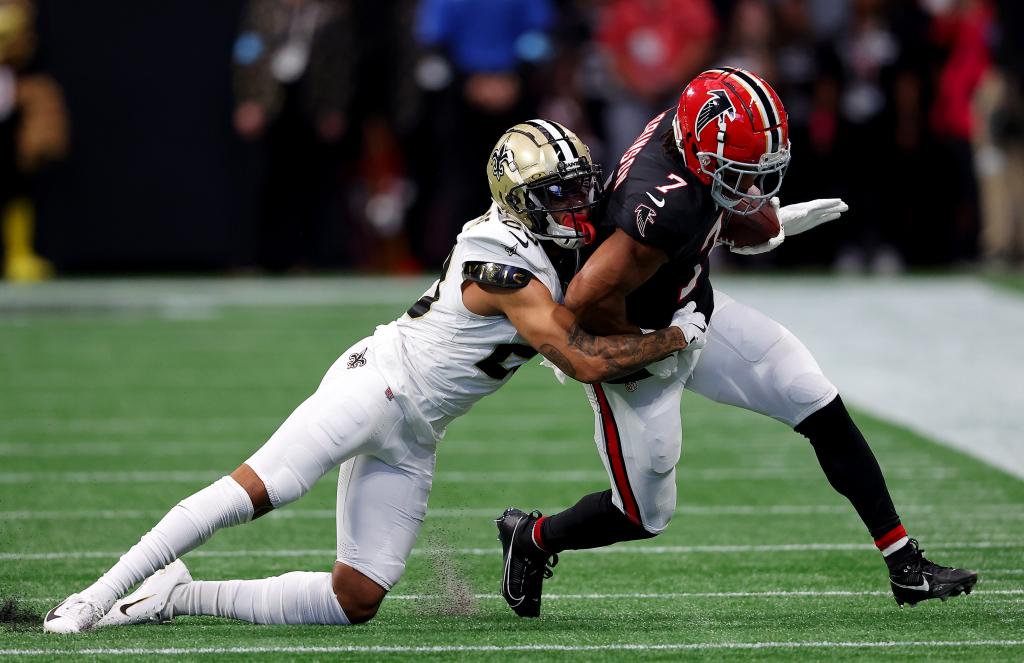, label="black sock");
[537,490,655,554]
[795,395,902,540]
